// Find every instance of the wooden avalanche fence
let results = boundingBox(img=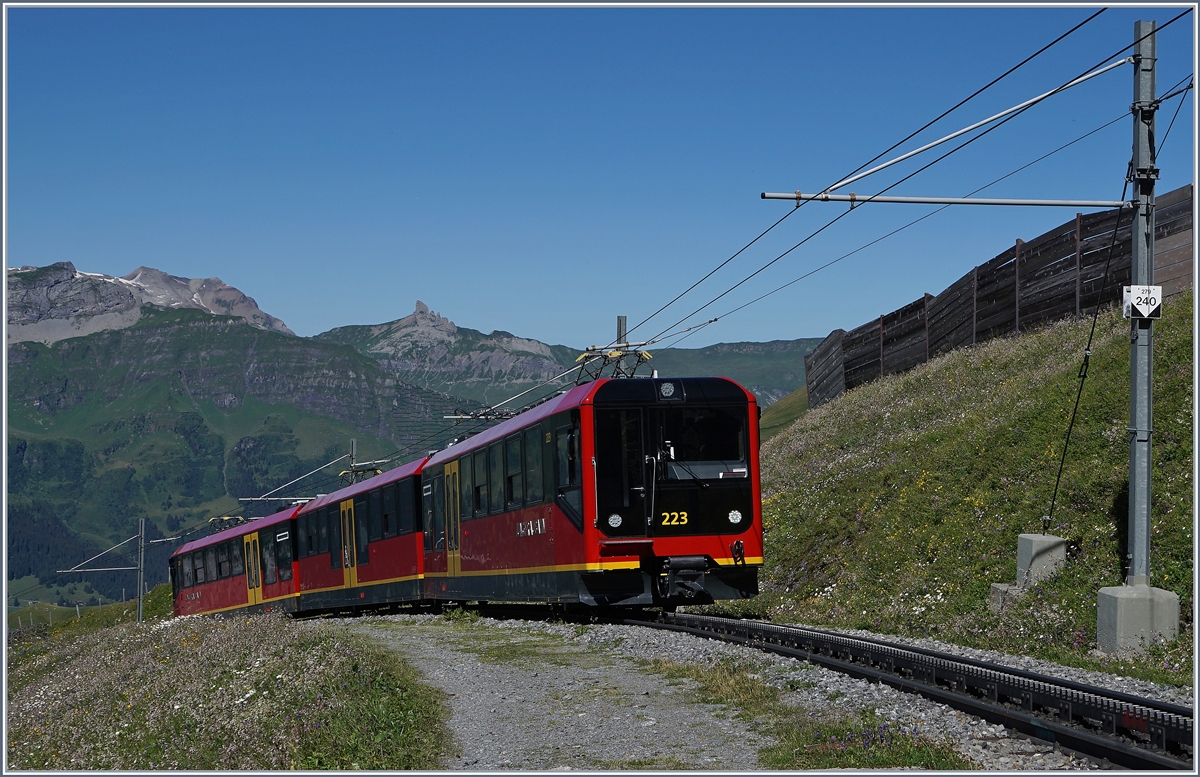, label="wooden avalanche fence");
[805,184,1193,409]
